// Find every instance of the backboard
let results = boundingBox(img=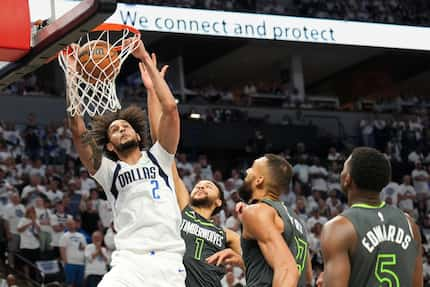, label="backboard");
[0,0,118,90]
